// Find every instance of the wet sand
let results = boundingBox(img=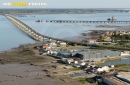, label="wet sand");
[96,25,130,31]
